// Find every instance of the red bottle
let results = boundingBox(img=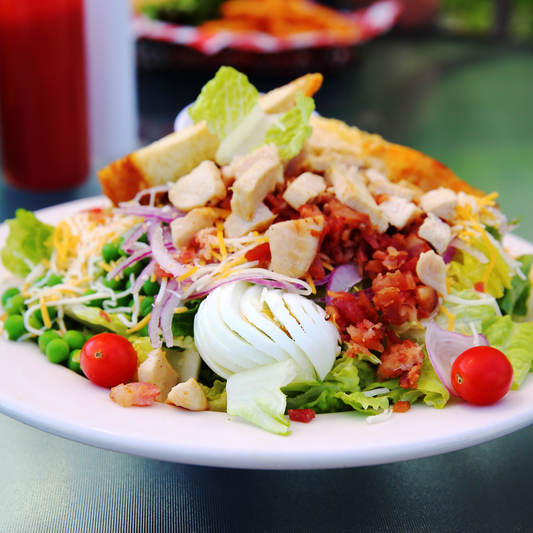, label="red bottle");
[0,0,89,190]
